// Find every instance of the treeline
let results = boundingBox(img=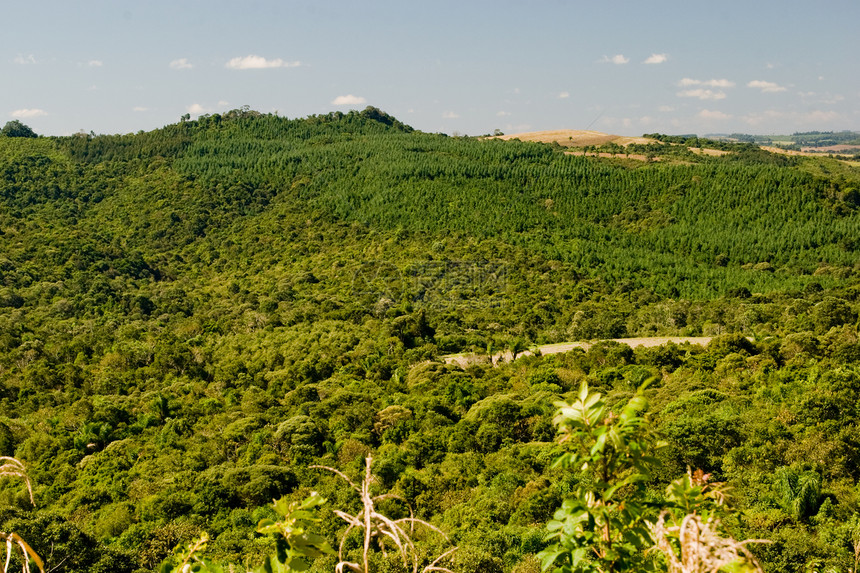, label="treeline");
[0,109,858,572]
